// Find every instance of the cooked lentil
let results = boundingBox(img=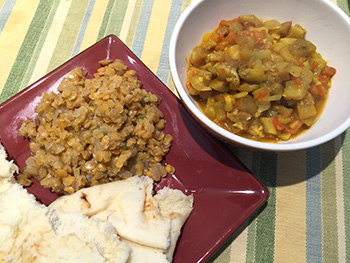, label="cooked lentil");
[17,59,174,194]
